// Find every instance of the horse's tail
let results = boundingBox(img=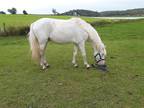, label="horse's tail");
[28,24,40,62]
